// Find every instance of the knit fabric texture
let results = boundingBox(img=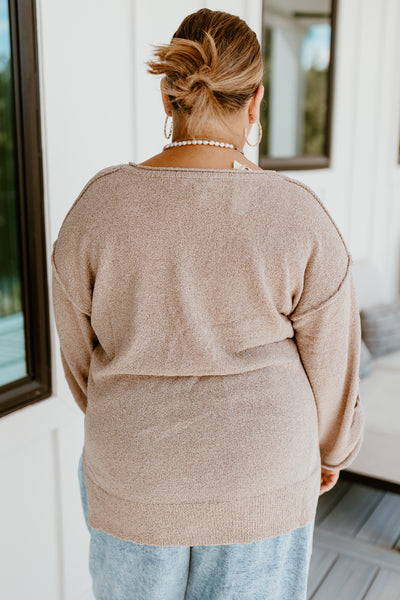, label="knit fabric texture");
[51,162,365,546]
